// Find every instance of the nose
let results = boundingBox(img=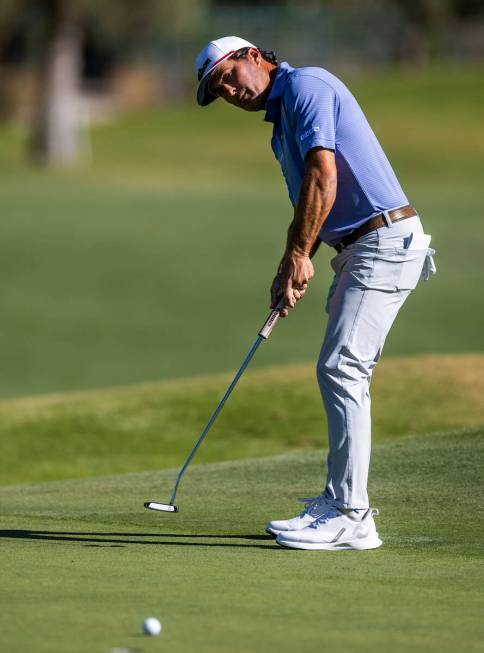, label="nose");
[220,83,237,100]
